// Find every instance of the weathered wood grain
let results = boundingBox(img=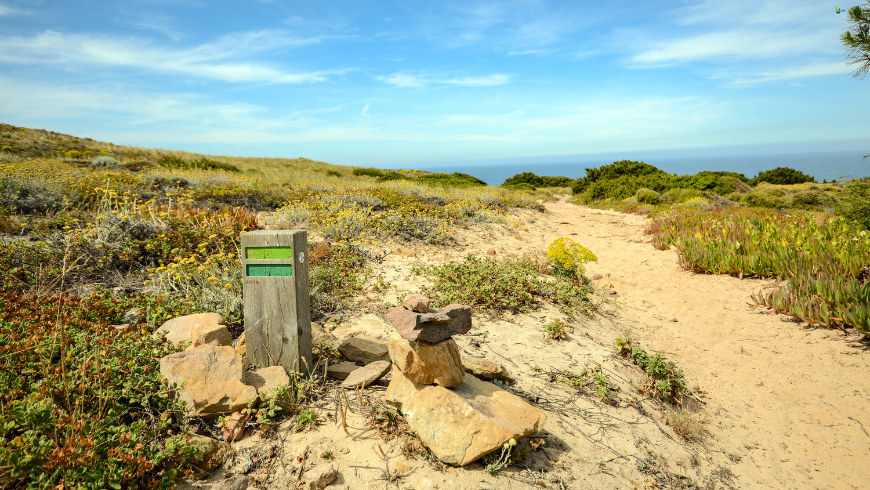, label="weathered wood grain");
[241,230,312,376]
